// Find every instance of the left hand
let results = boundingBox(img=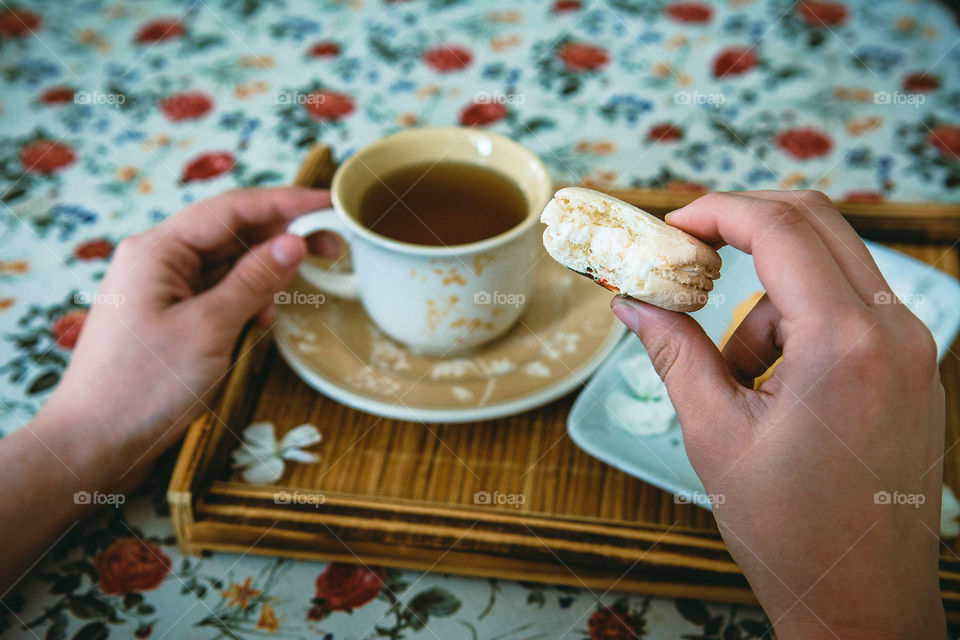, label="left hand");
[42,186,334,491]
